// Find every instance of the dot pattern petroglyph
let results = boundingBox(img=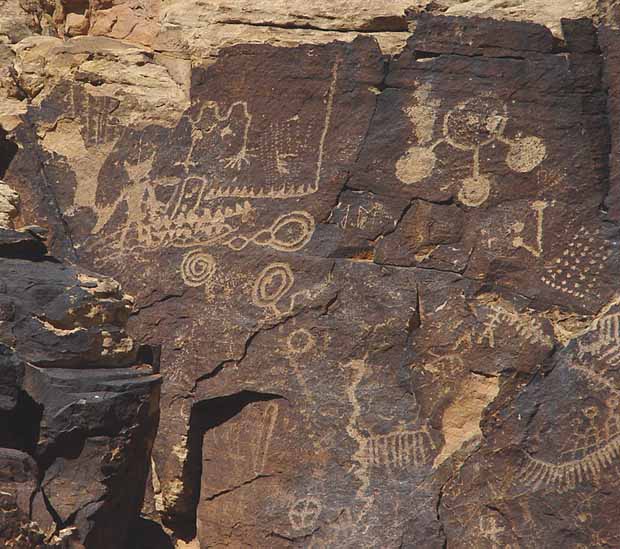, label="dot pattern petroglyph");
[541,227,610,300]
